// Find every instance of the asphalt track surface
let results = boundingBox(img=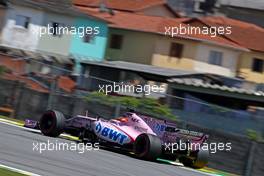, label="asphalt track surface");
[0,122,210,176]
